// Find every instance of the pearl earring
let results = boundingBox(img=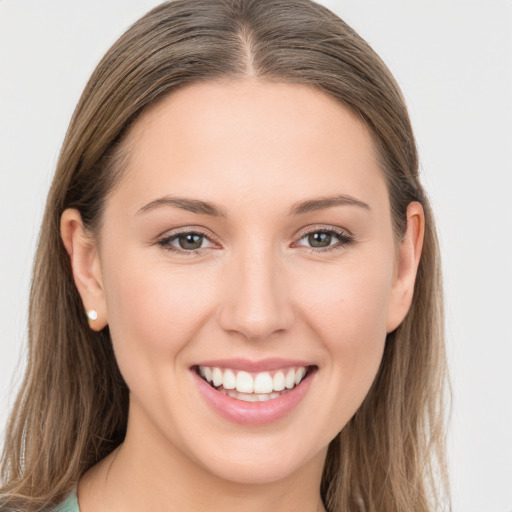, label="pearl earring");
[87,309,98,321]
